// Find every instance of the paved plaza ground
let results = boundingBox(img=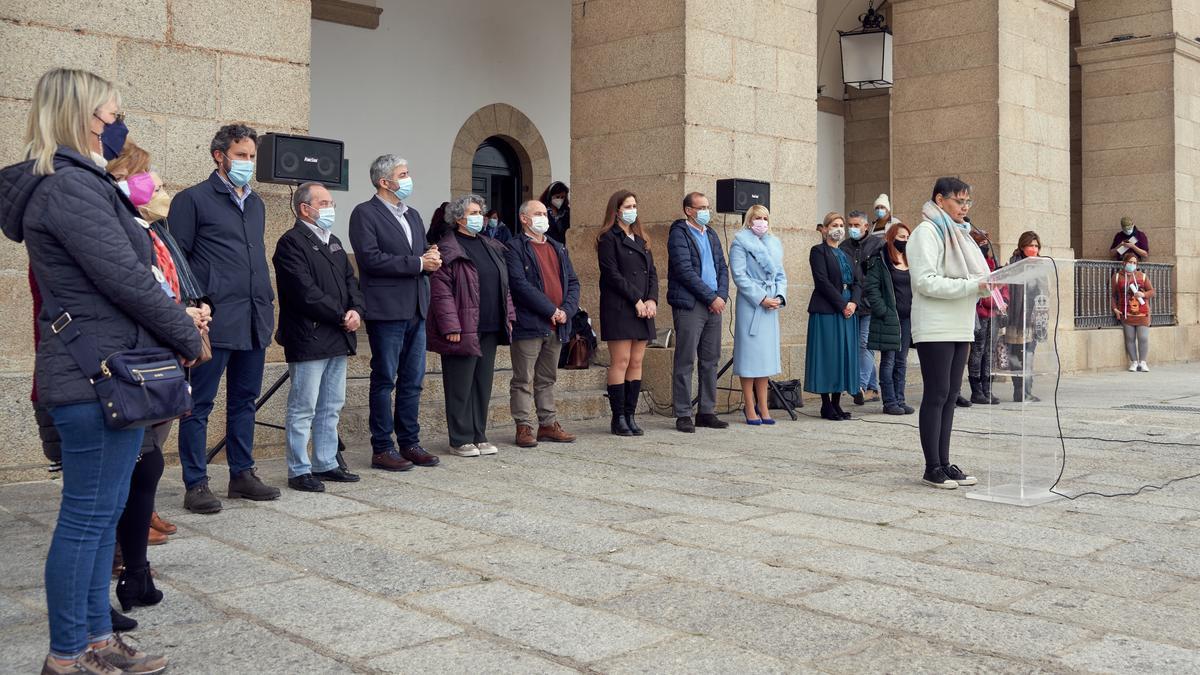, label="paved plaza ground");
[2,364,1200,673]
